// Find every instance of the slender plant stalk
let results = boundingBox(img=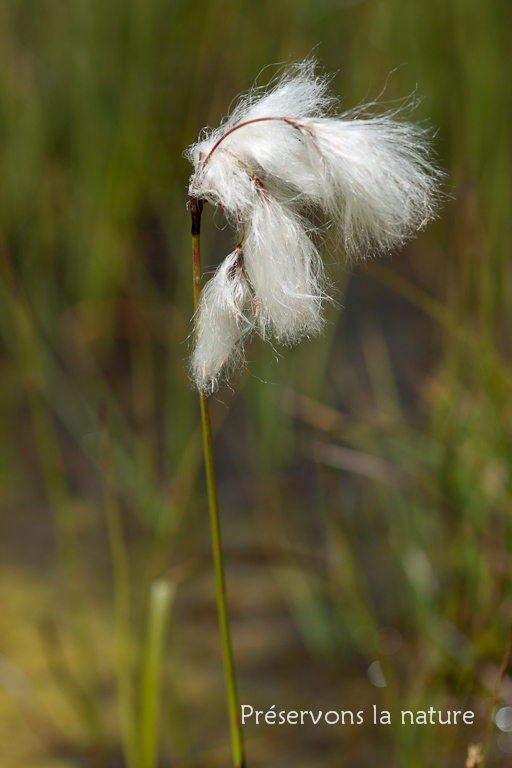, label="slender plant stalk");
[100,413,139,768]
[191,196,245,768]
[140,579,175,768]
